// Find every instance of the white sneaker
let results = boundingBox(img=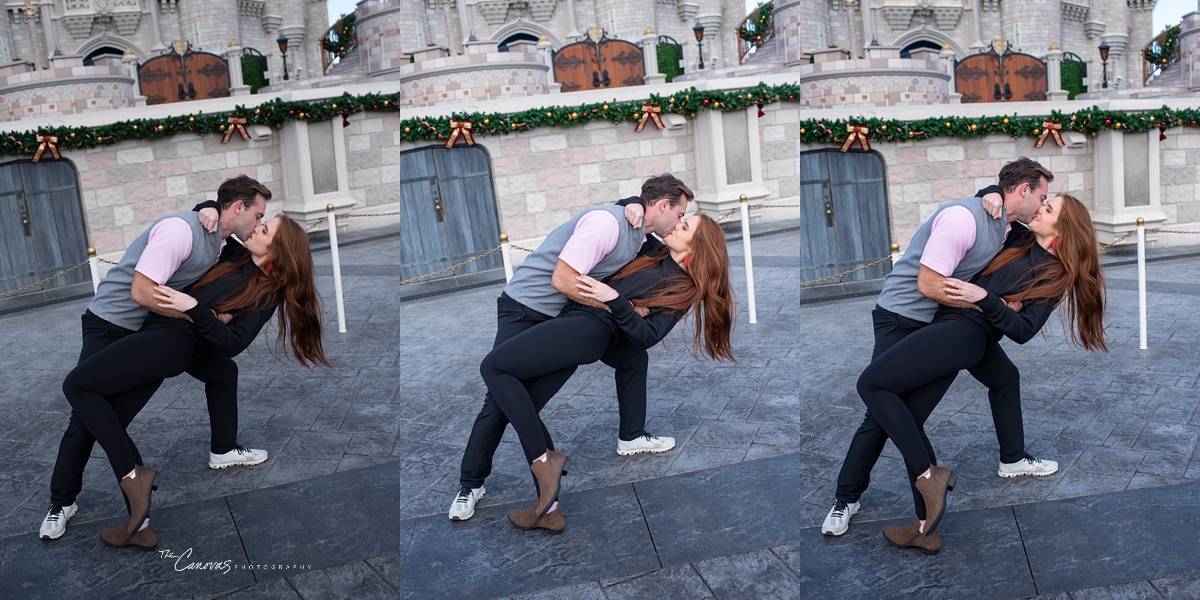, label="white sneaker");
[998,456,1059,478]
[40,503,78,540]
[617,434,676,456]
[448,486,485,521]
[821,500,860,536]
[209,446,269,469]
